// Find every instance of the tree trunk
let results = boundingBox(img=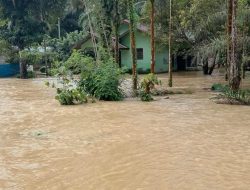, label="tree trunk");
[19,51,28,79]
[242,19,247,79]
[128,0,137,91]
[114,0,120,67]
[229,0,241,91]
[150,0,155,74]
[168,0,173,87]
[226,0,233,80]
[44,39,48,77]
[203,58,209,75]
[208,53,217,75]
